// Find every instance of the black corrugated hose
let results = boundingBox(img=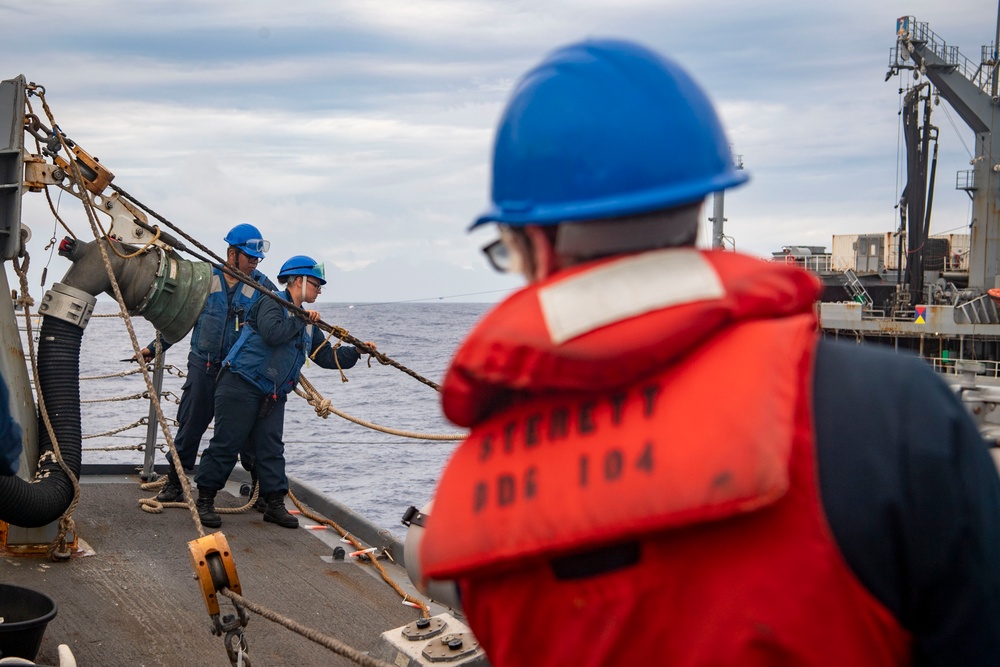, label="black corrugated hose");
[0,316,83,527]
